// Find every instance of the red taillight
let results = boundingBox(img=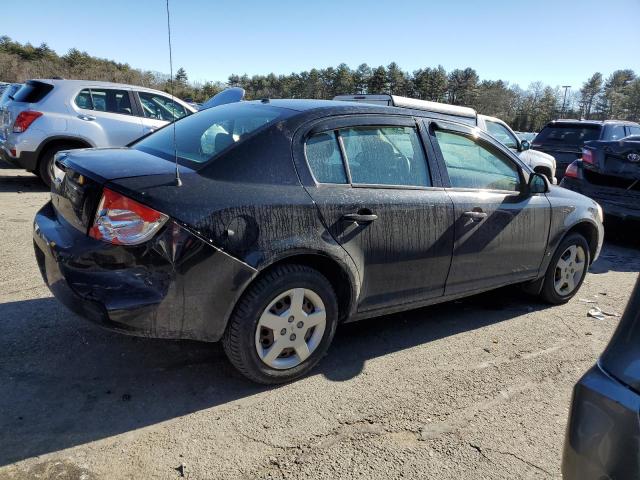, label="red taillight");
[564,161,580,179]
[582,148,595,165]
[13,111,43,133]
[89,188,169,245]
